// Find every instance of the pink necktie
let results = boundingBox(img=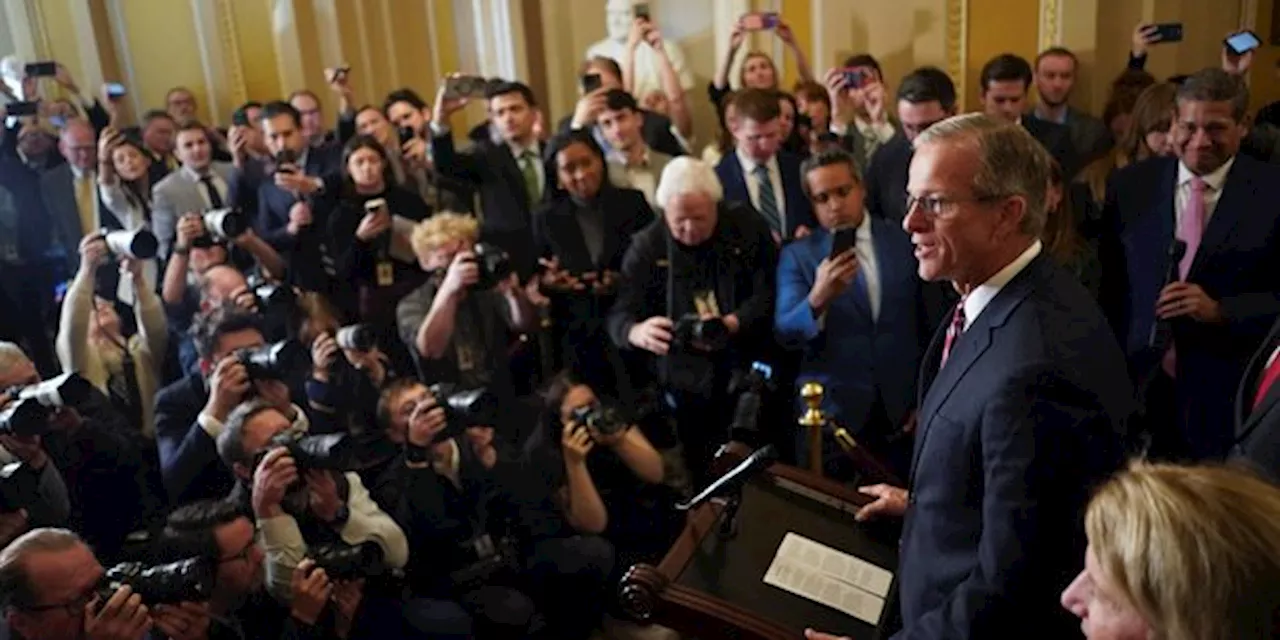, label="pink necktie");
[1162,176,1208,377]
